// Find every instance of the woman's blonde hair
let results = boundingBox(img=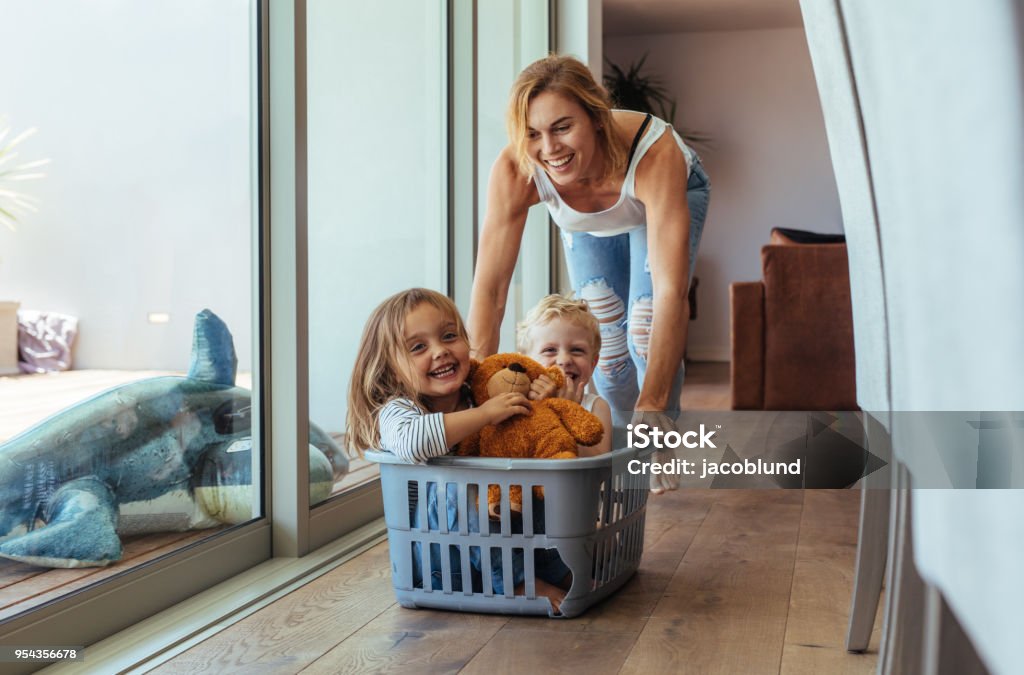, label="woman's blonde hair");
[517,293,602,355]
[507,54,629,182]
[345,288,468,455]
